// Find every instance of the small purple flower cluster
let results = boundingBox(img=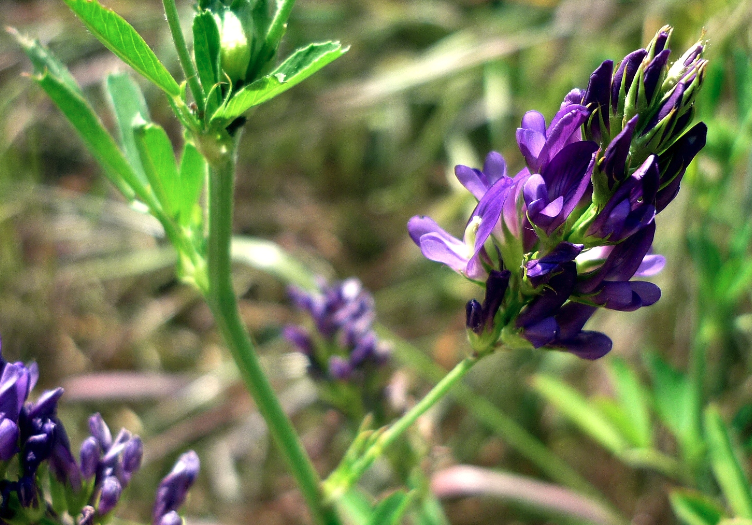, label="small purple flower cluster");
[408,26,707,359]
[0,340,199,525]
[284,278,391,382]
